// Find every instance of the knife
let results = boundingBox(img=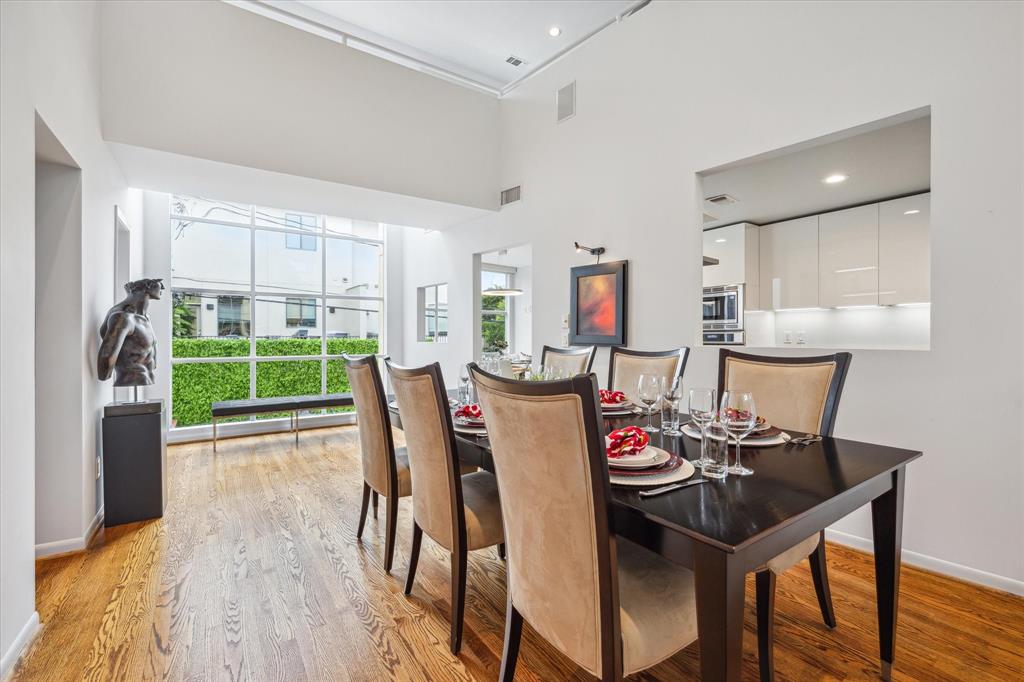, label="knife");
[638,478,710,498]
